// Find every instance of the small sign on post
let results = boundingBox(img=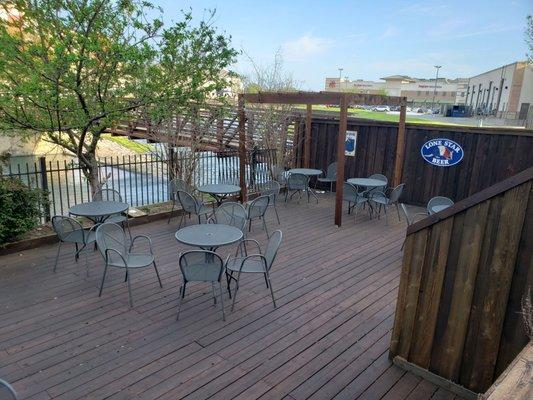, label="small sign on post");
[345,130,357,156]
